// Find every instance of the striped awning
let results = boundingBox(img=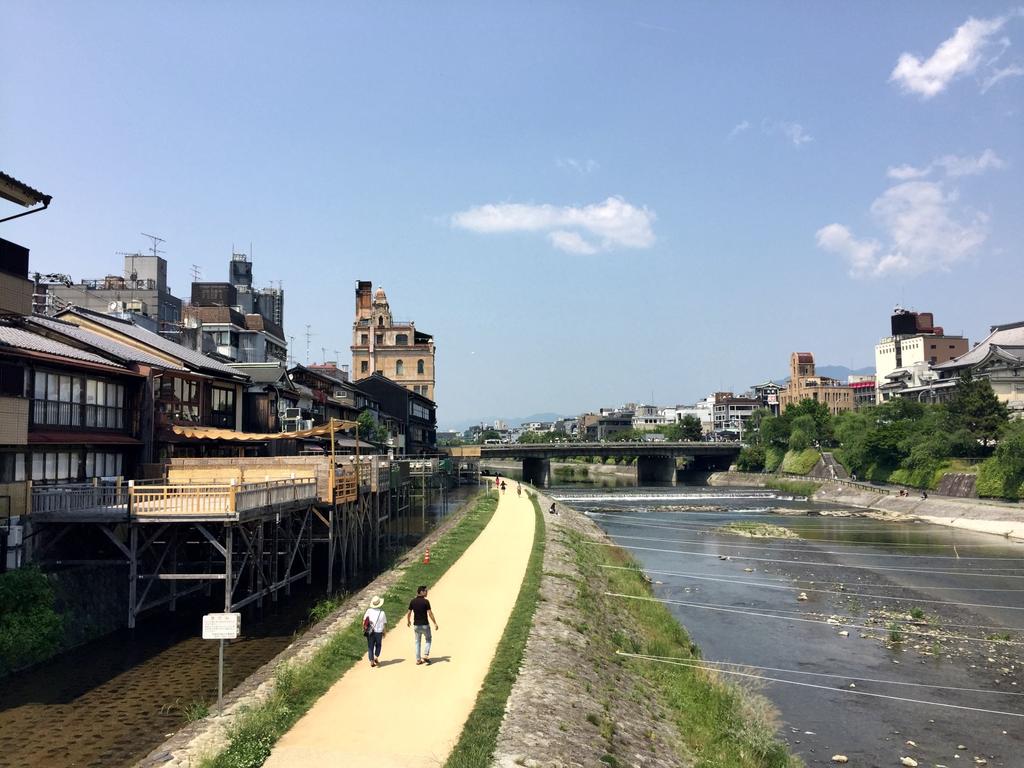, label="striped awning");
[170,418,359,442]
